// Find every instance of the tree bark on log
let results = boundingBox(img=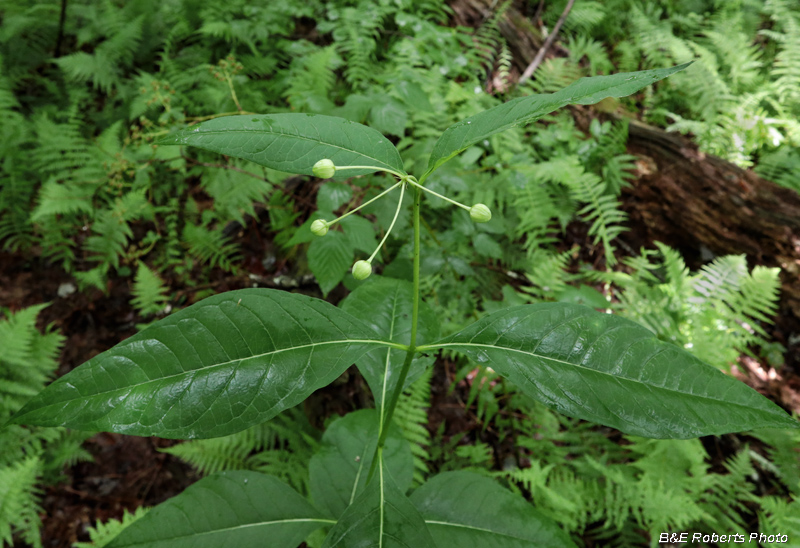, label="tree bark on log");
[449,0,800,372]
